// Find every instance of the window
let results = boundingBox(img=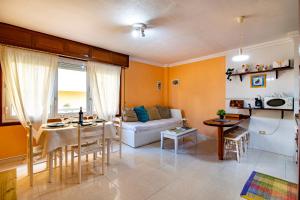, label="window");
[57,64,87,114]
[2,57,93,123]
[50,57,92,117]
[1,56,122,124]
